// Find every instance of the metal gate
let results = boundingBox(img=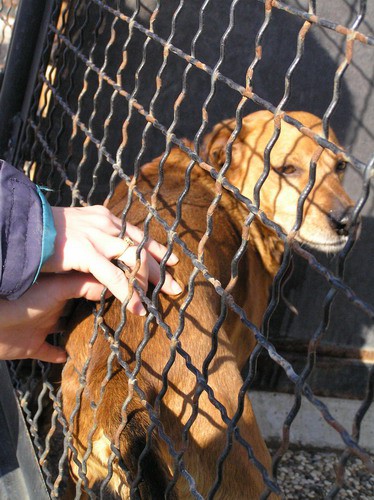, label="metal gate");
[0,1,373,498]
